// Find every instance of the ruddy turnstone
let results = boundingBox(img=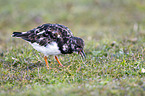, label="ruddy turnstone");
[12,23,86,69]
